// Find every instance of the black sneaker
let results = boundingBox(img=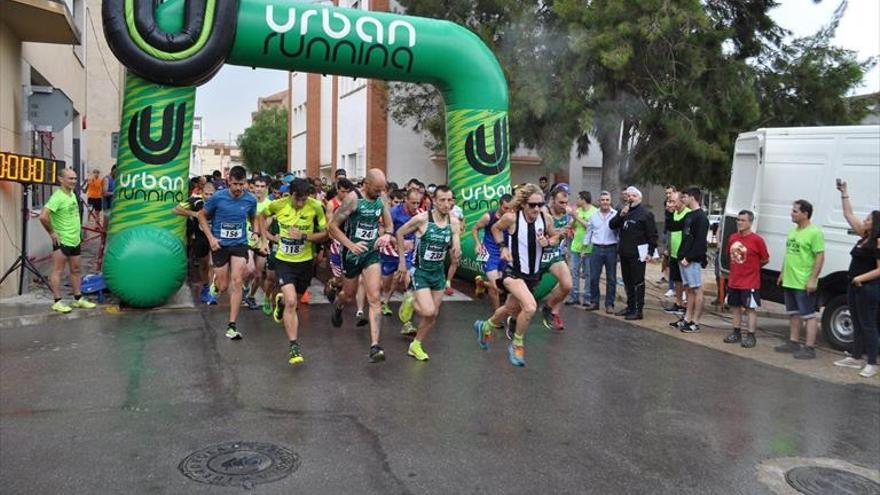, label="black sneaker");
[773,340,801,353]
[541,305,554,329]
[663,304,685,314]
[331,304,344,327]
[624,312,643,320]
[669,318,686,329]
[614,307,630,317]
[793,345,816,360]
[287,342,304,365]
[680,321,700,333]
[356,311,369,327]
[245,296,259,310]
[741,333,756,348]
[723,330,742,344]
[369,345,385,363]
